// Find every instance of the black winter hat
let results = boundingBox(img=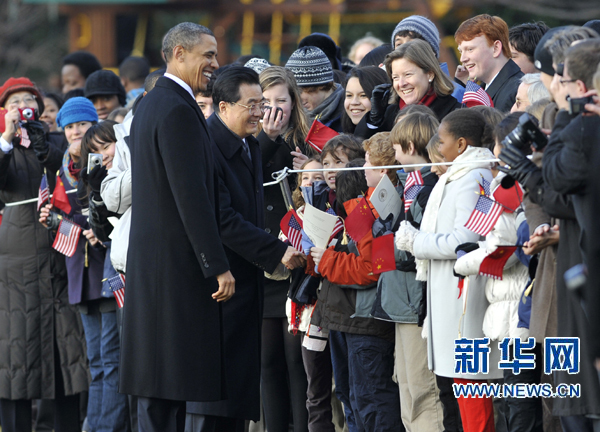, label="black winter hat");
[583,20,600,36]
[534,27,565,76]
[298,33,342,70]
[84,70,126,107]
